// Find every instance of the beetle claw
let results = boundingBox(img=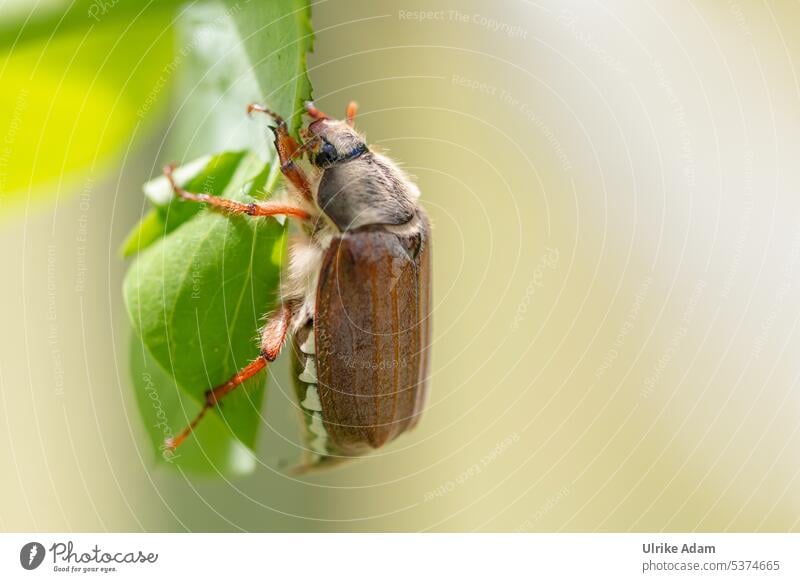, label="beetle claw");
[247,103,286,128]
